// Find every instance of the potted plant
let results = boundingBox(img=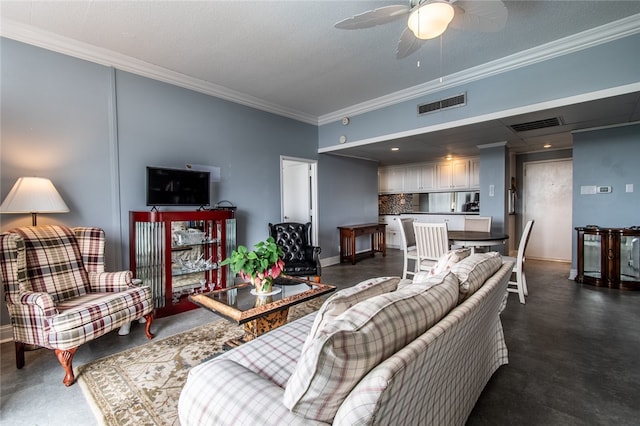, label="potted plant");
[220,237,285,294]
